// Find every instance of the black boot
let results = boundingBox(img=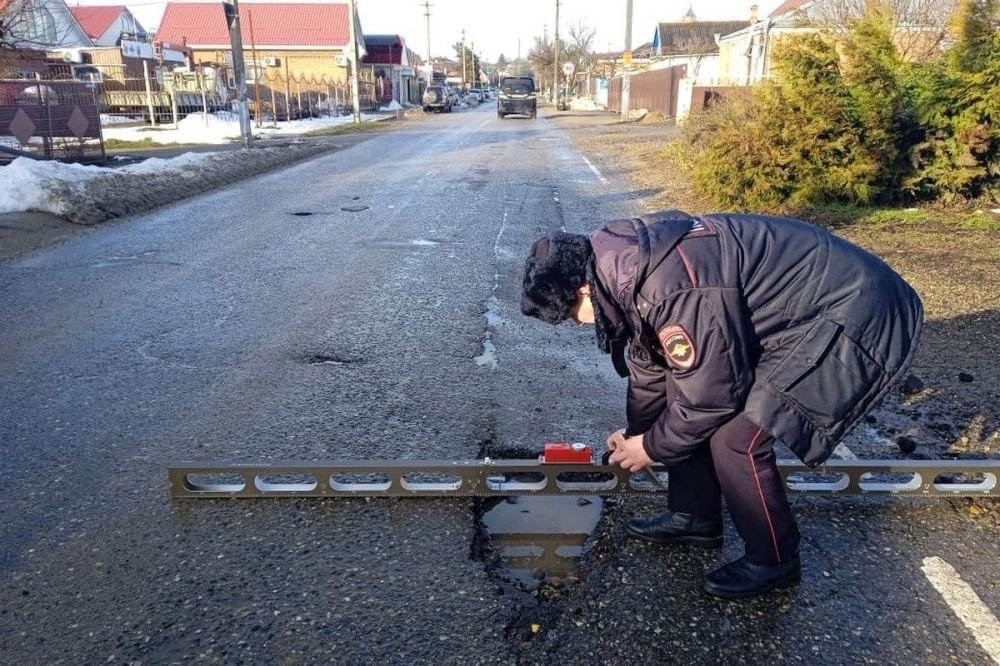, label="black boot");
[624,511,723,547]
[702,555,801,599]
